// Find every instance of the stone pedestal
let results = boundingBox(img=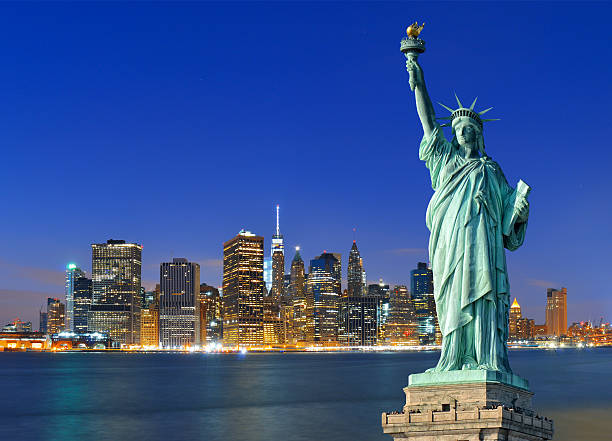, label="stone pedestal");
[382,371,553,441]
